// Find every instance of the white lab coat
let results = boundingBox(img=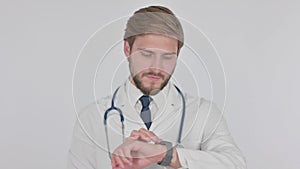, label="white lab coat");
[67,79,246,169]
